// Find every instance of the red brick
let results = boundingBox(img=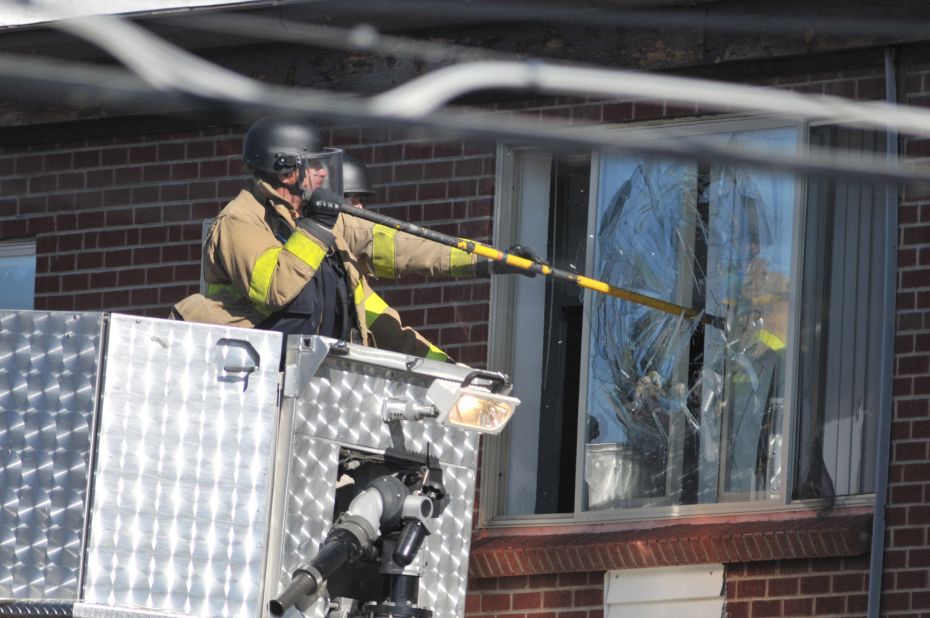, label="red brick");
[751,599,781,617]
[846,593,868,614]
[783,597,814,616]
[813,595,844,615]
[480,592,510,612]
[103,188,130,207]
[44,294,75,310]
[767,576,799,596]
[34,275,59,294]
[831,572,865,593]
[541,590,572,608]
[418,182,448,201]
[171,162,198,180]
[512,592,541,610]
[894,442,927,460]
[909,506,930,525]
[908,547,930,567]
[901,269,930,289]
[526,574,558,588]
[215,138,240,157]
[423,141,460,158]
[572,588,602,607]
[736,579,767,599]
[448,179,478,198]
[799,574,829,594]
[882,590,911,612]
[89,271,117,289]
[130,286,159,306]
[73,292,103,310]
[387,184,417,203]
[394,163,423,183]
[896,568,929,589]
[403,143,433,161]
[101,290,130,308]
[725,601,749,618]
[114,166,142,185]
